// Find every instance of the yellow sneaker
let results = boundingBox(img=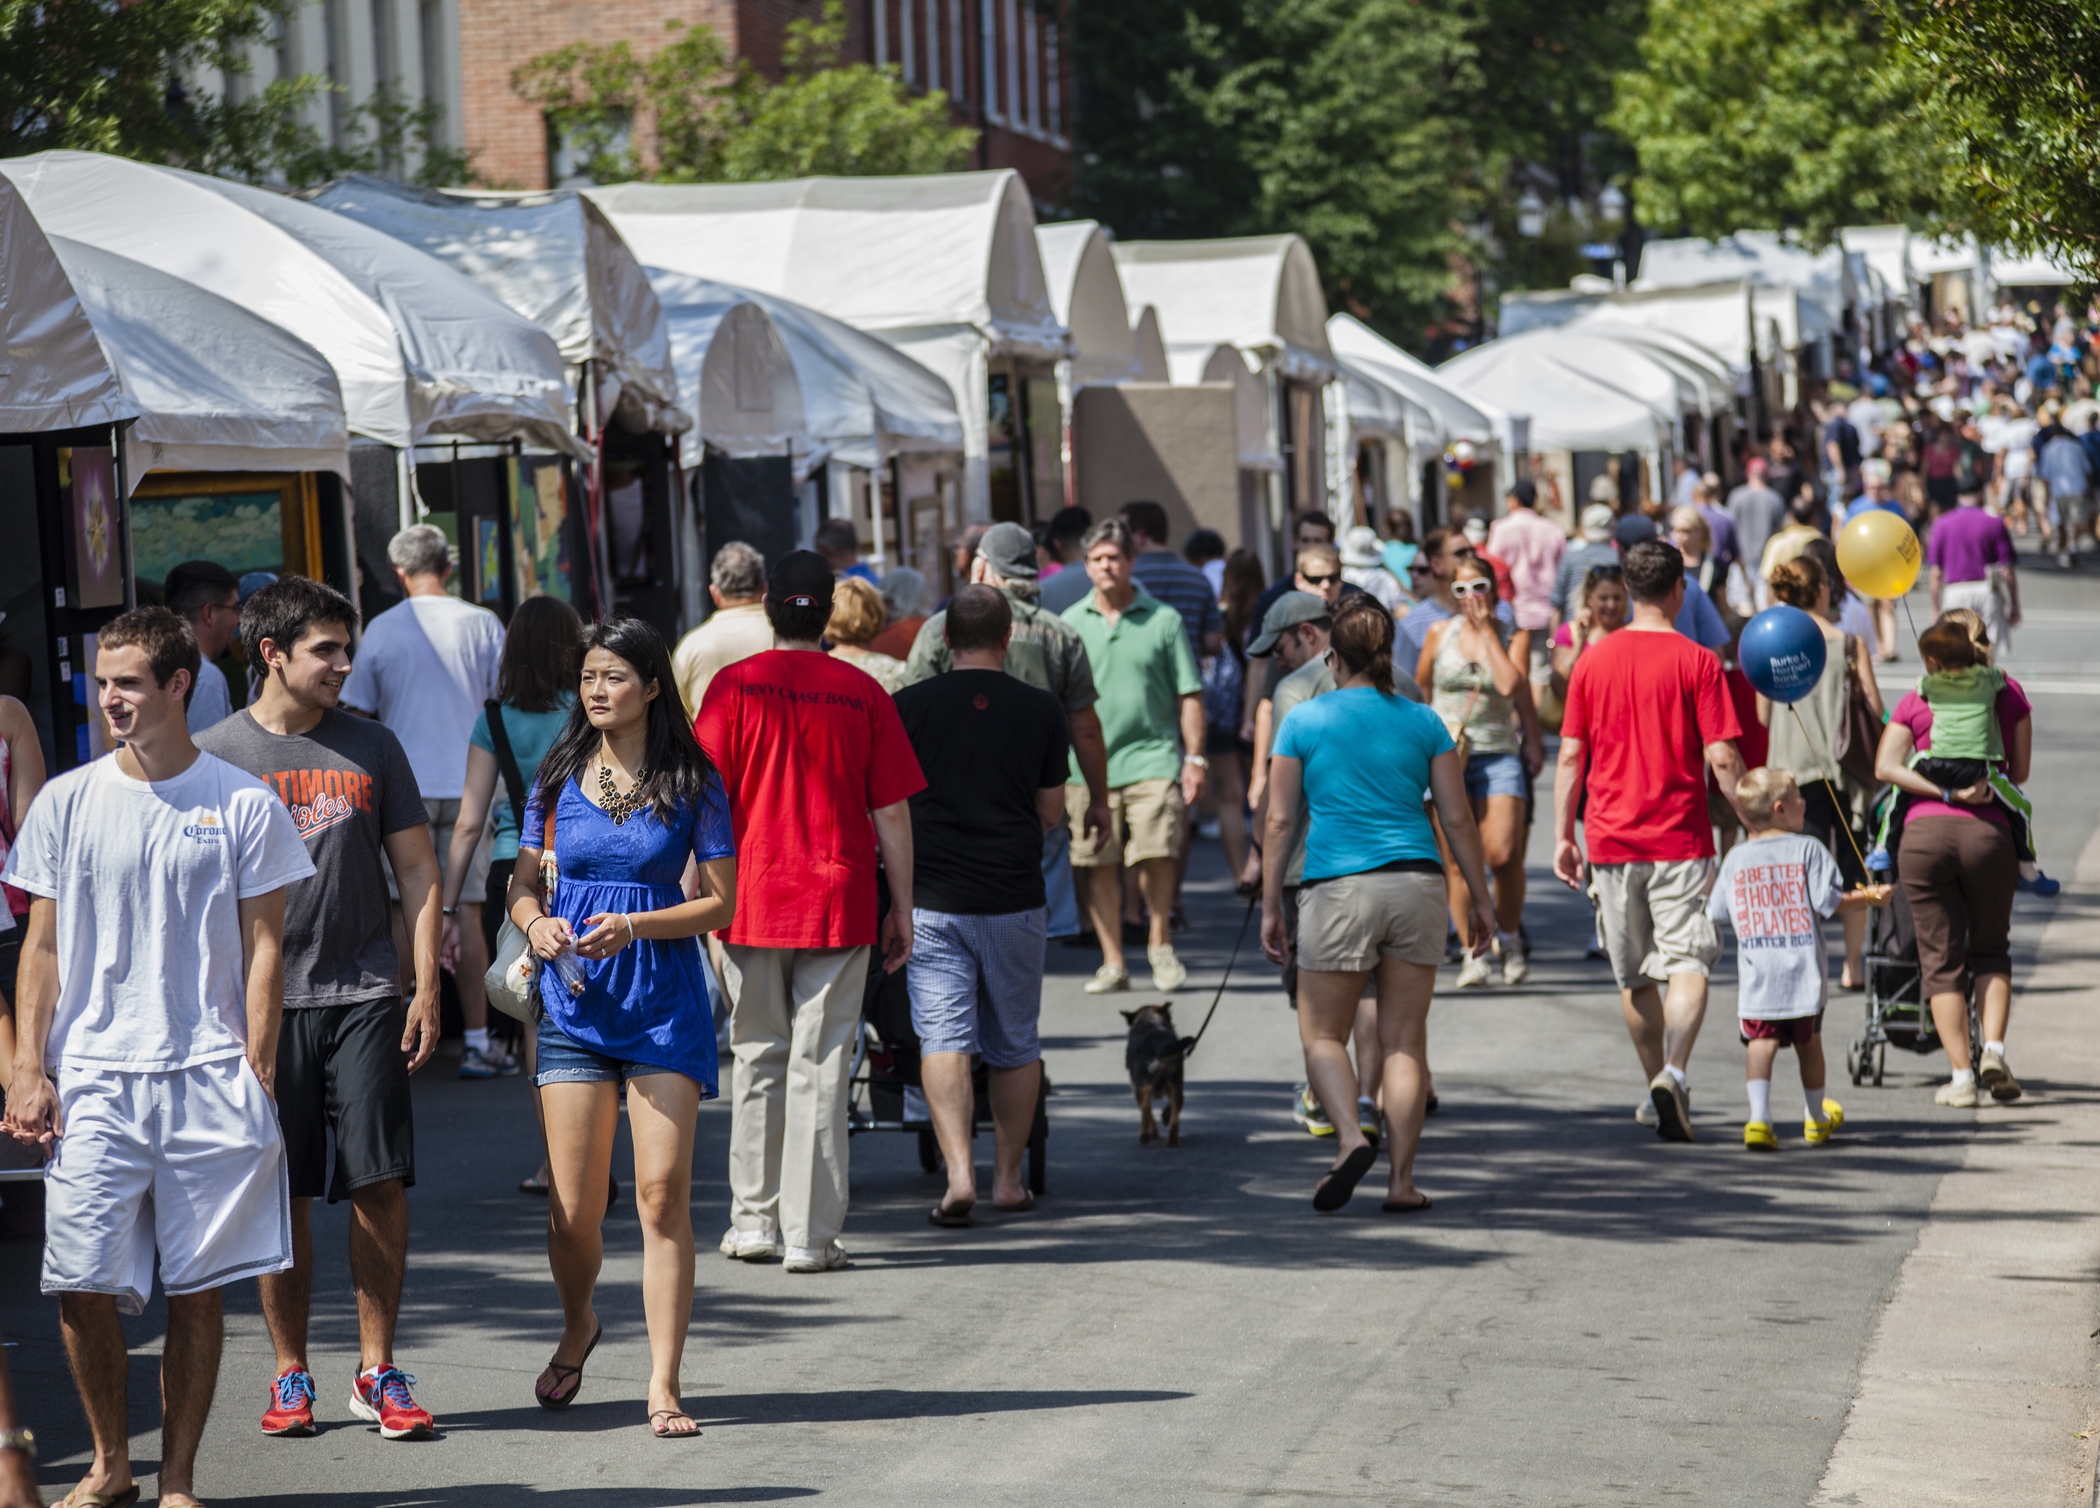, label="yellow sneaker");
[1804,1099,1845,1144]
[1743,1121,1778,1151]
